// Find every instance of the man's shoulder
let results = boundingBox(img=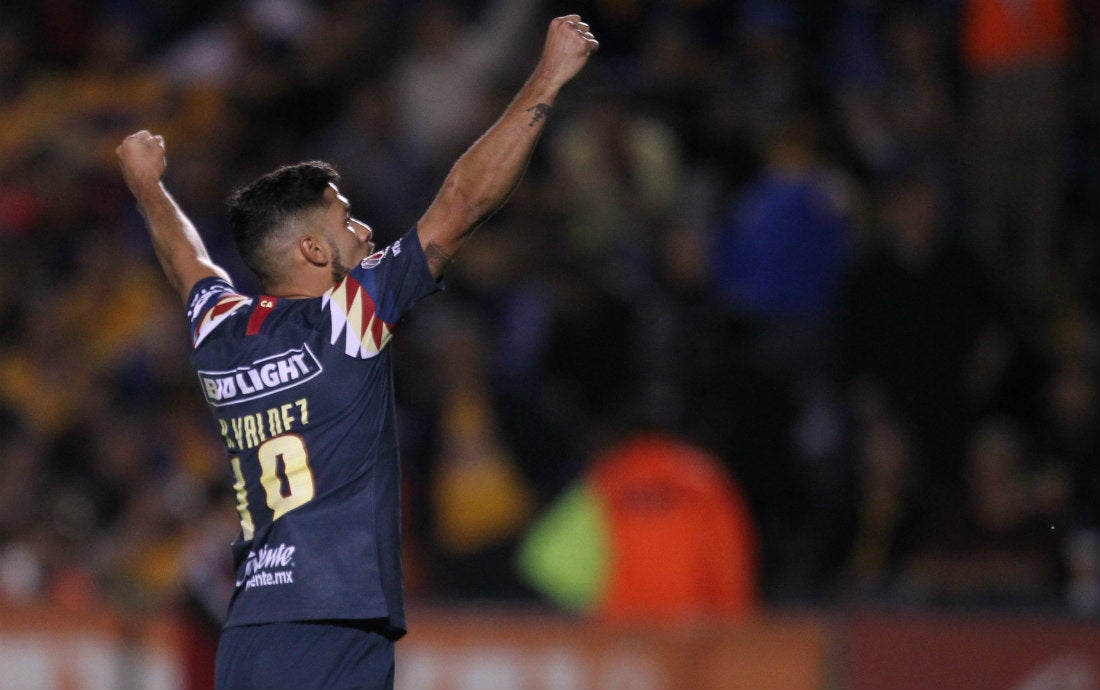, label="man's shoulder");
[187,277,247,318]
[348,230,421,280]
[187,278,255,349]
